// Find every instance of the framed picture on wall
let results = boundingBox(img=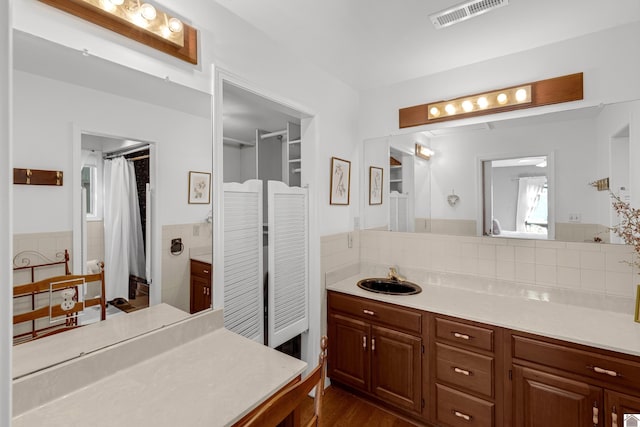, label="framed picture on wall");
[369,166,383,205]
[188,171,211,204]
[330,157,351,205]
